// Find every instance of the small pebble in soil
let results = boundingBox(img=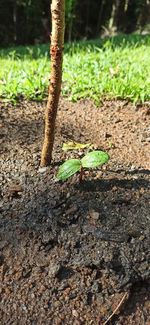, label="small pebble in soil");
[48,262,61,278]
[38,167,48,173]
